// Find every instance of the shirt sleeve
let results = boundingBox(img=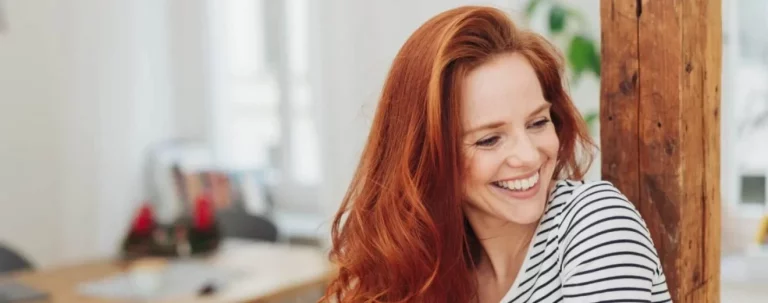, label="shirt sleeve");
[558,182,670,302]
